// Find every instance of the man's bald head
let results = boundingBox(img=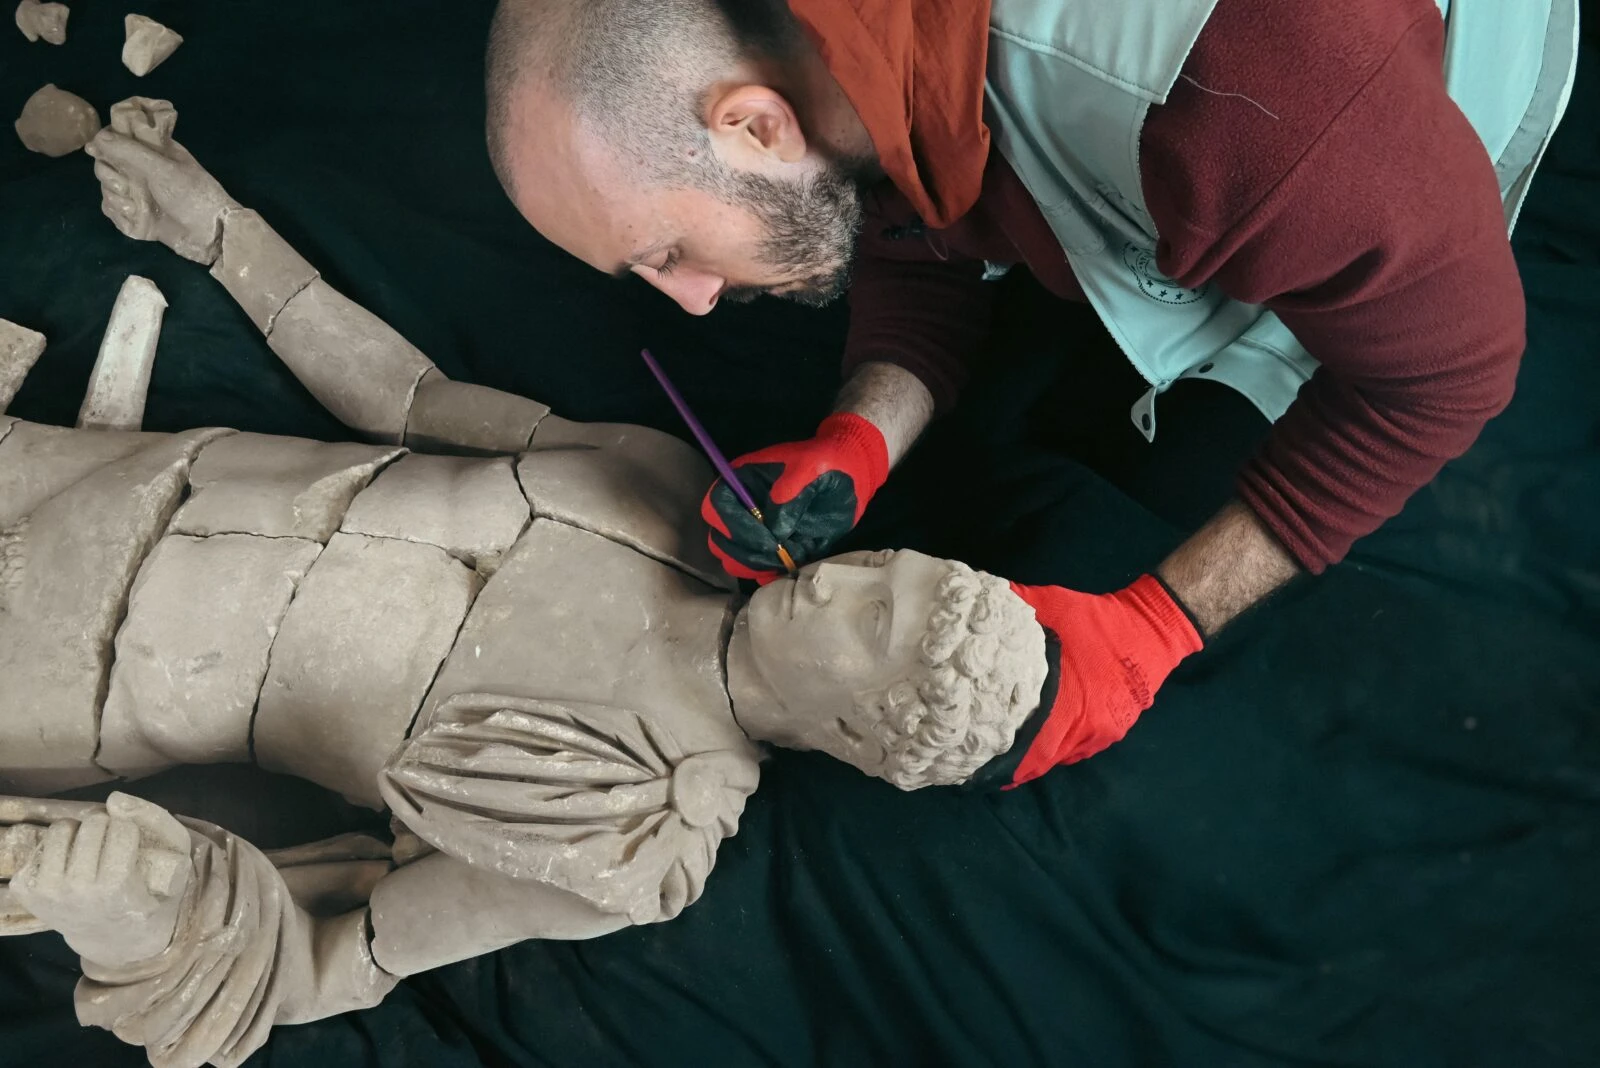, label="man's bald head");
[485,0,802,195]
[484,0,876,315]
